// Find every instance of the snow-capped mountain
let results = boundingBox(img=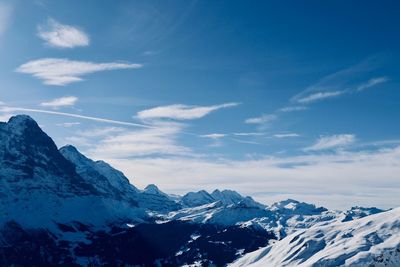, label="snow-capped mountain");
[0,115,397,266]
[59,144,140,199]
[163,197,343,240]
[164,196,271,226]
[341,206,385,222]
[181,190,217,207]
[230,207,400,267]
[60,145,180,213]
[0,115,147,228]
[180,189,250,207]
[0,115,274,266]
